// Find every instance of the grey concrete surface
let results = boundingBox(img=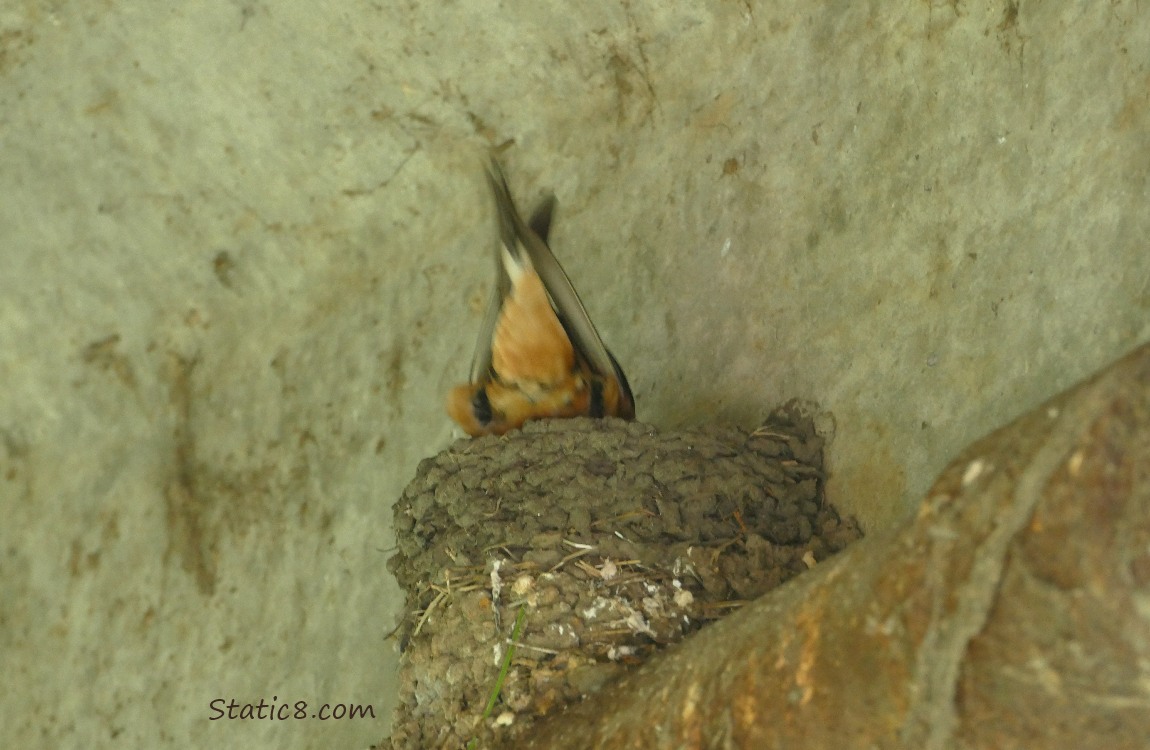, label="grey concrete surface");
[1,2,1147,747]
